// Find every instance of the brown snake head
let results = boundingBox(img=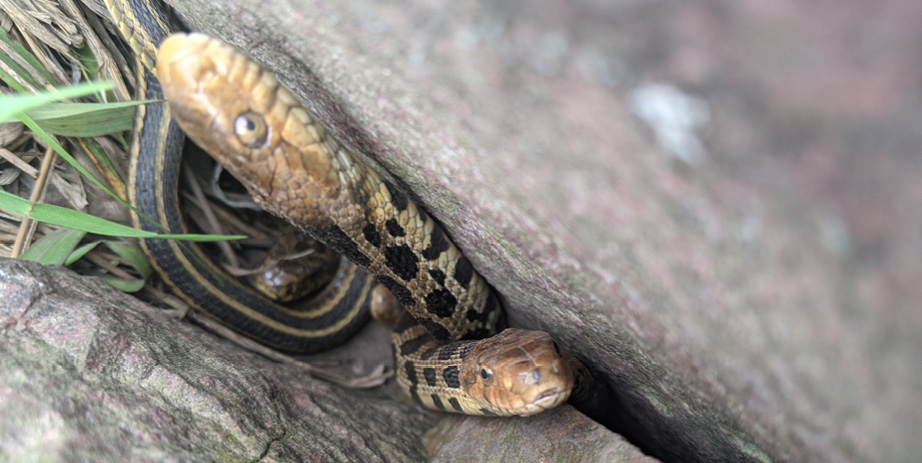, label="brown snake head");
[156,33,340,225]
[461,329,575,416]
